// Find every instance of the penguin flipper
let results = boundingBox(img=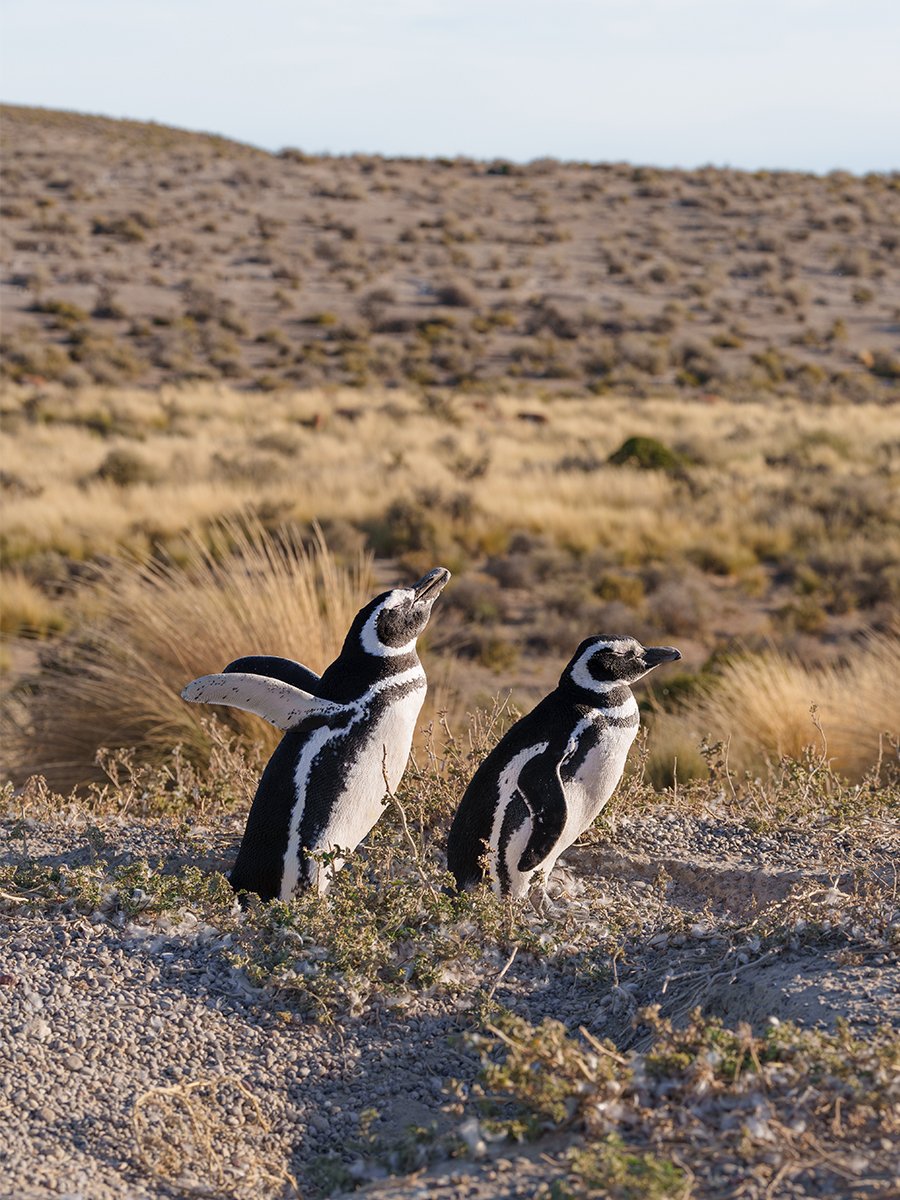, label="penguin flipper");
[515,754,567,873]
[223,655,321,694]
[181,672,343,730]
